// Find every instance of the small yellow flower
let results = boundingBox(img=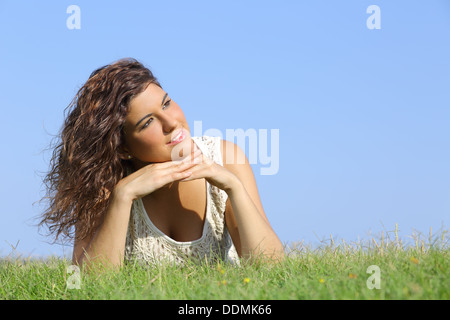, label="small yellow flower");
[410,257,419,264]
[217,264,225,274]
[217,280,228,286]
[348,273,358,279]
[243,277,250,284]
[319,278,325,284]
